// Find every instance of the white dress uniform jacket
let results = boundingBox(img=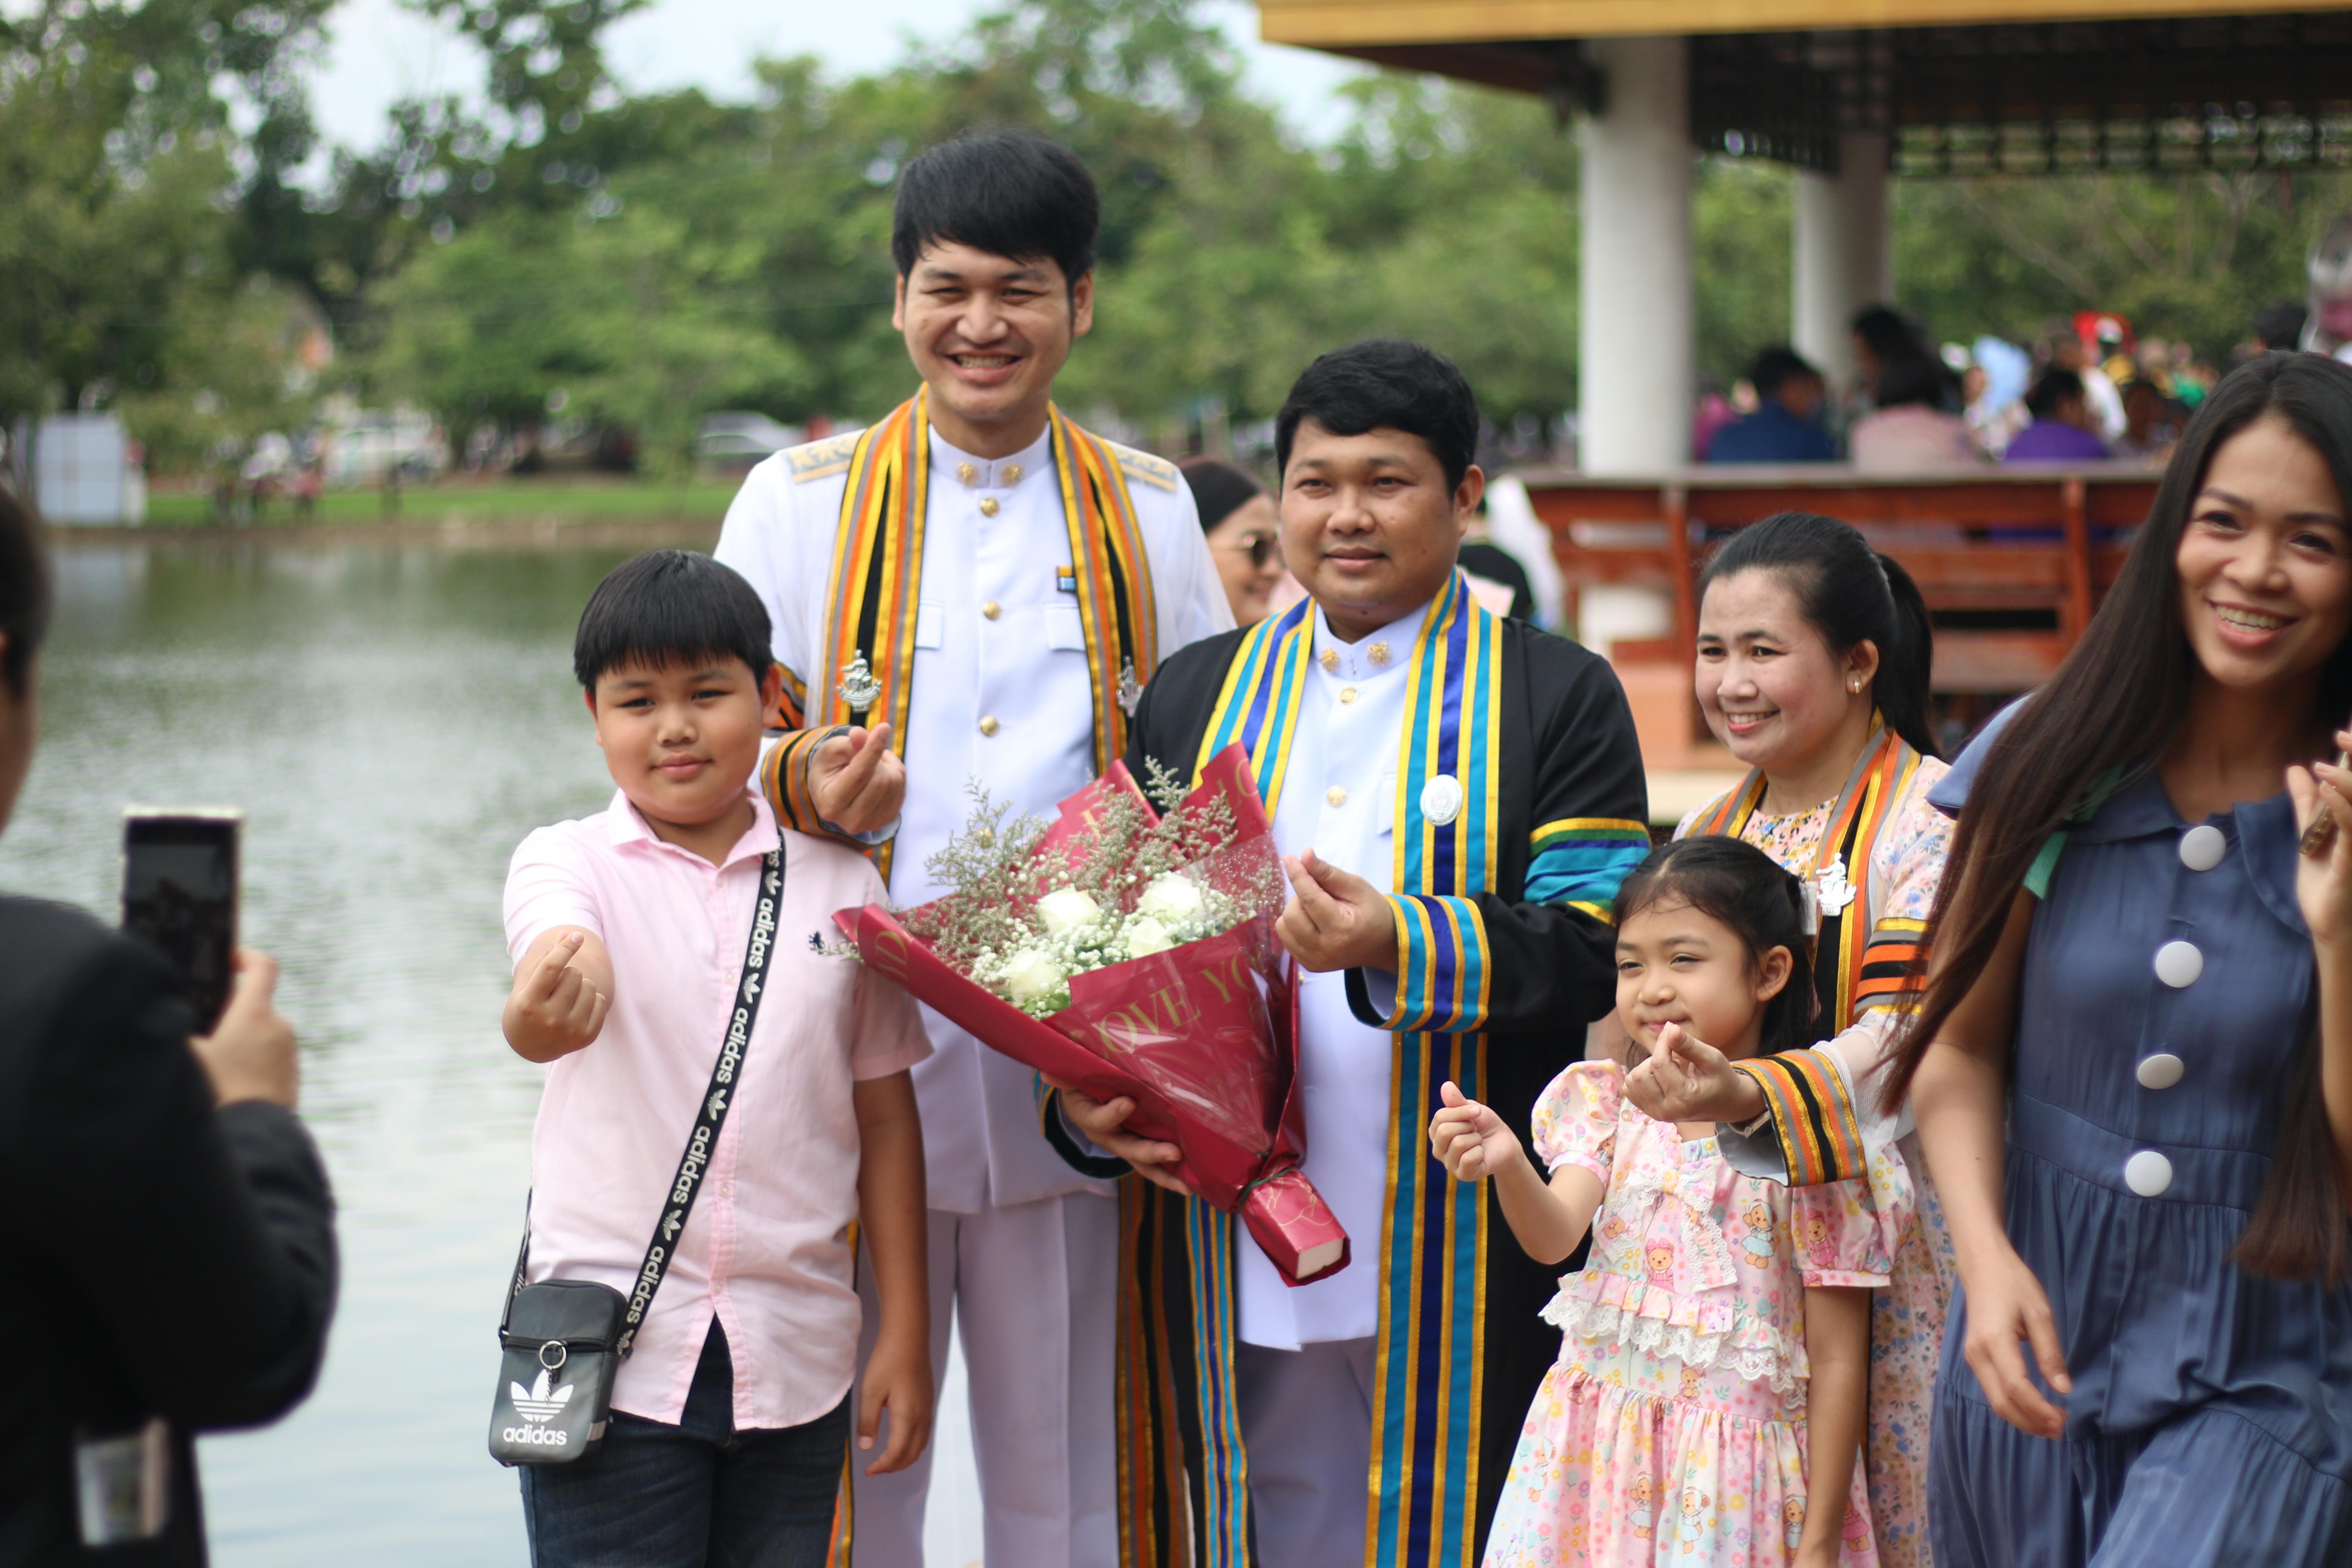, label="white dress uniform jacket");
[715,420,1233,1213]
